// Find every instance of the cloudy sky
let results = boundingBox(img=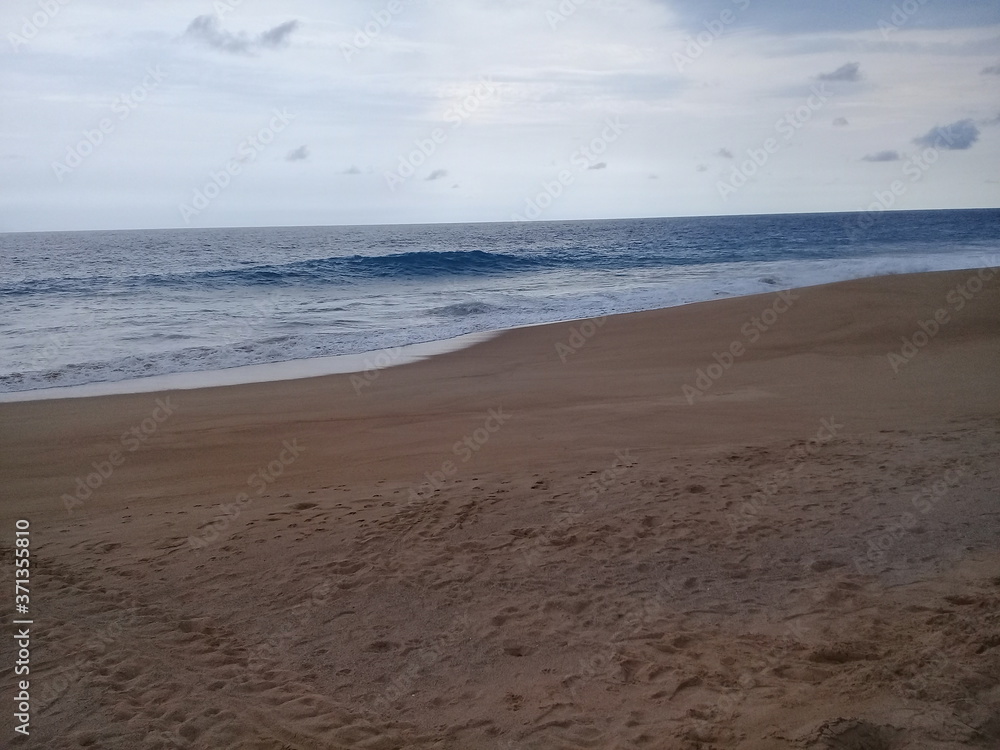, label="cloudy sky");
[1,0,999,232]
